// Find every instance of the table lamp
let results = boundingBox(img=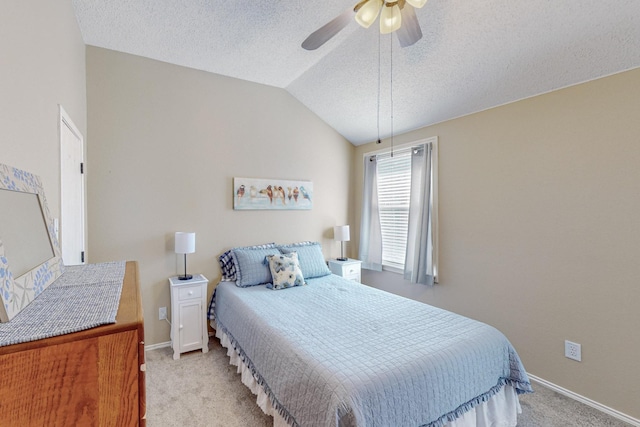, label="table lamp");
[175,232,195,280]
[334,225,350,261]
